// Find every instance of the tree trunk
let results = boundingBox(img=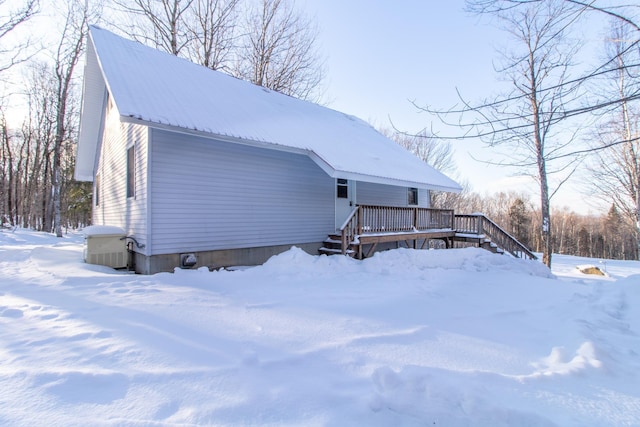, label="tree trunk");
[41,151,51,232]
[540,169,552,267]
[2,122,15,226]
[52,141,62,237]
[529,47,552,268]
